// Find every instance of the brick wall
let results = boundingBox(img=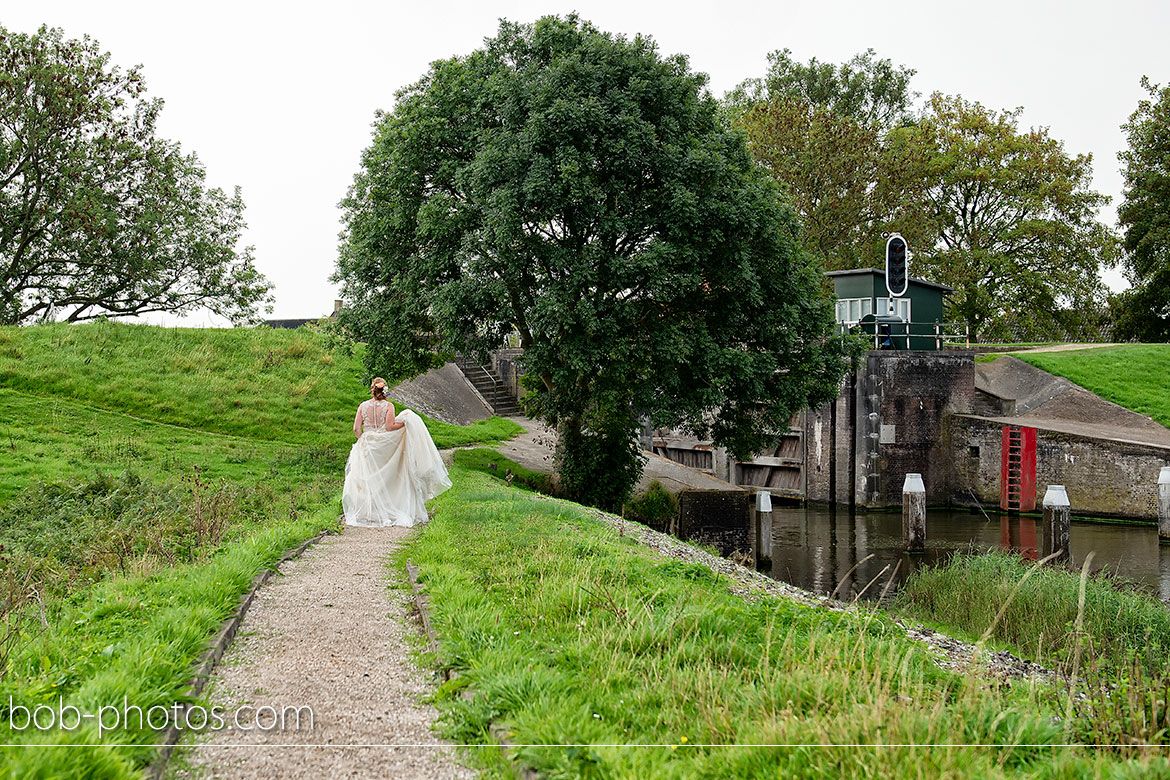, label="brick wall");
[953,416,1169,520]
[804,351,975,507]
